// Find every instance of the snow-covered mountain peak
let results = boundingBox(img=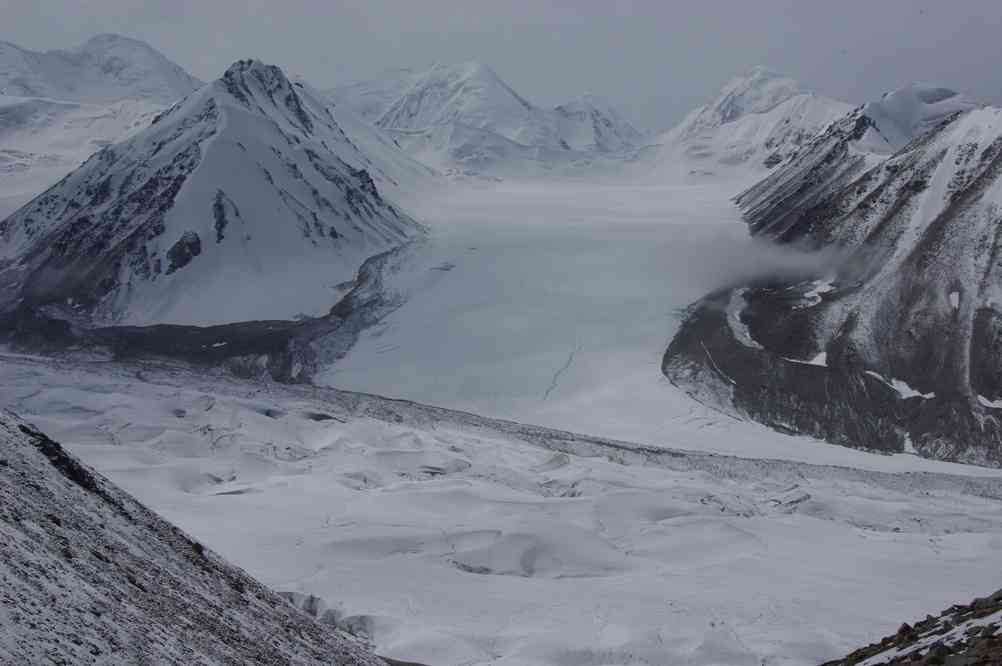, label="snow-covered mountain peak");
[552,94,645,152]
[658,66,849,169]
[215,58,318,134]
[710,66,803,123]
[377,59,534,134]
[860,83,979,151]
[74,32,168,58]
[330,60,646,173]
[0,59,424,325]
[0,33,201,104]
